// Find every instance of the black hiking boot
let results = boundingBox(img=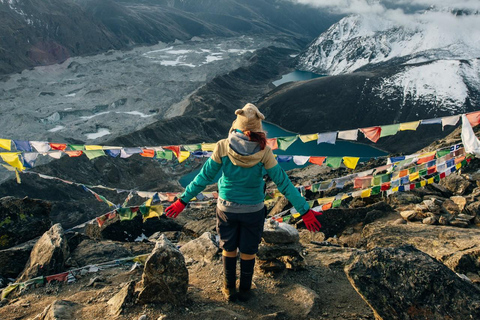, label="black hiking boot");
[237,288,254,302]
[222,286,237,302]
